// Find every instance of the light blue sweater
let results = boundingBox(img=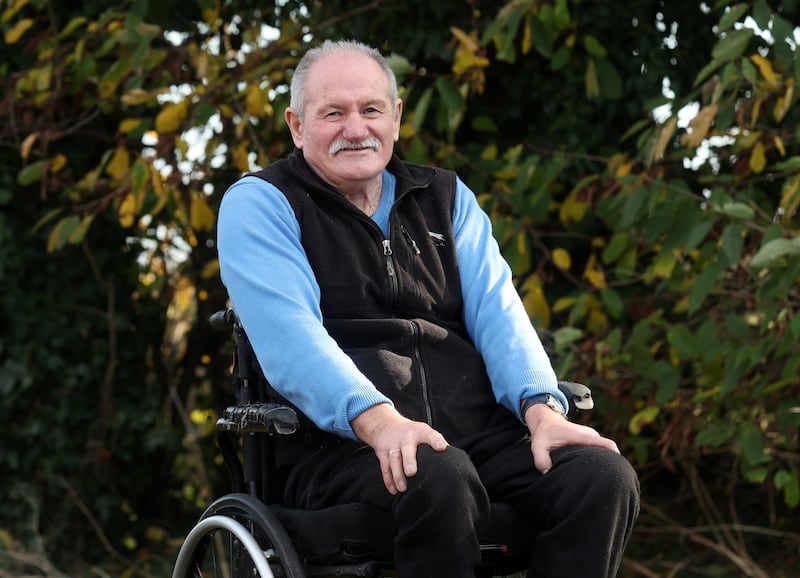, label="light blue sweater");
[217,169,566,440]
